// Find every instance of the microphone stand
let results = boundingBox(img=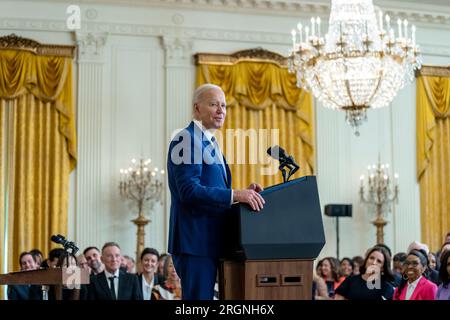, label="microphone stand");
[279,159,300,183]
